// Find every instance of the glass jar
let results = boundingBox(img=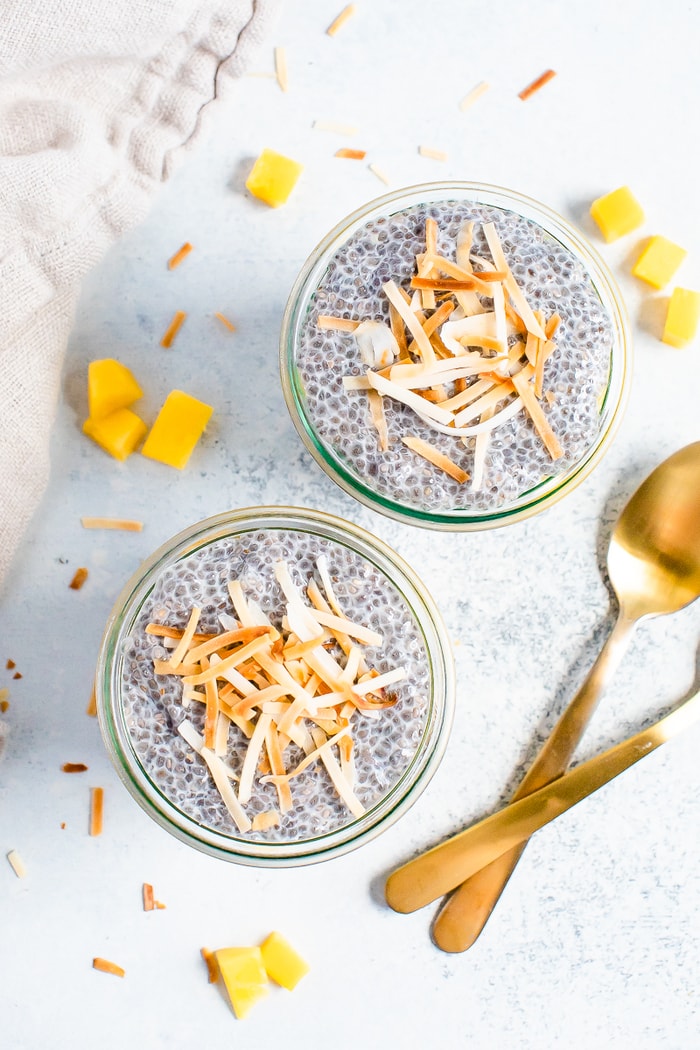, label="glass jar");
[280,181,631,529]
[96,506,455,866]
